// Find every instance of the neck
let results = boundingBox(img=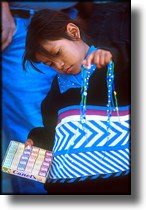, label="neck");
[78,39,90,61]
[83,42,90,58]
